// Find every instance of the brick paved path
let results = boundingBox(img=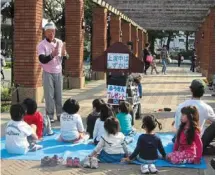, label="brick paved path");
[1,65,215,175]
